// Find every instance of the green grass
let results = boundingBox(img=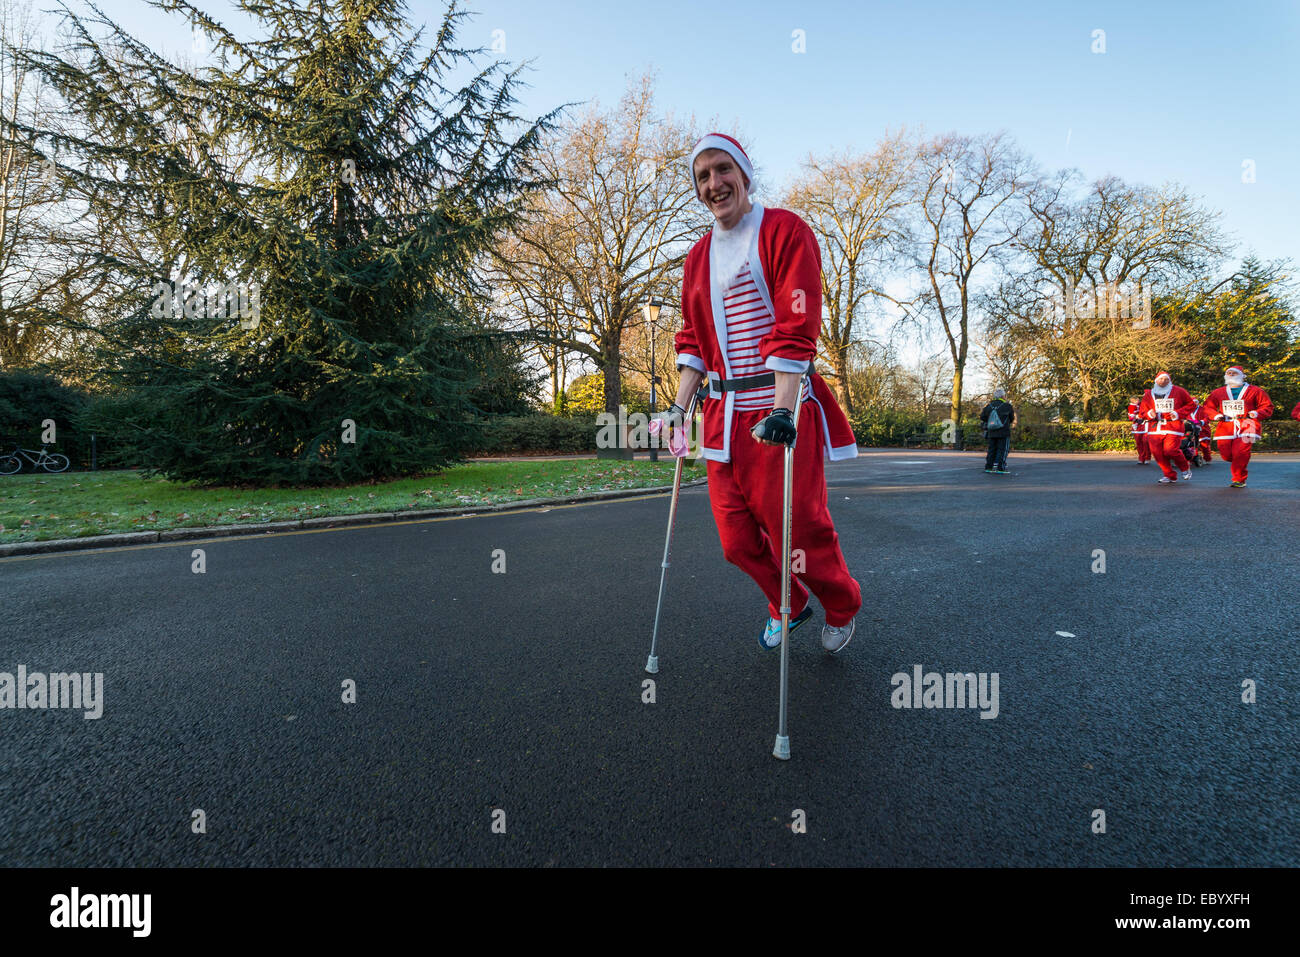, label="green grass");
[0,458,706,544]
